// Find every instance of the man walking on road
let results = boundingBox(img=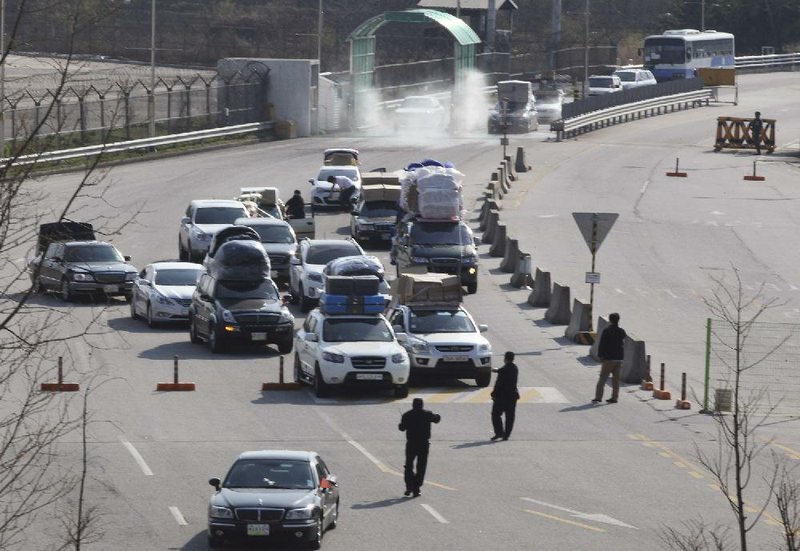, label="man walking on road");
[491,351,520,441]
[399,398,441,497]
[748,111,764,155]
[593,312,627,404]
